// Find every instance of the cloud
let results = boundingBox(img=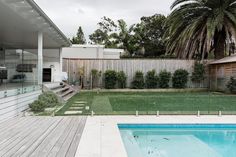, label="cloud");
[34,0,174,40]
